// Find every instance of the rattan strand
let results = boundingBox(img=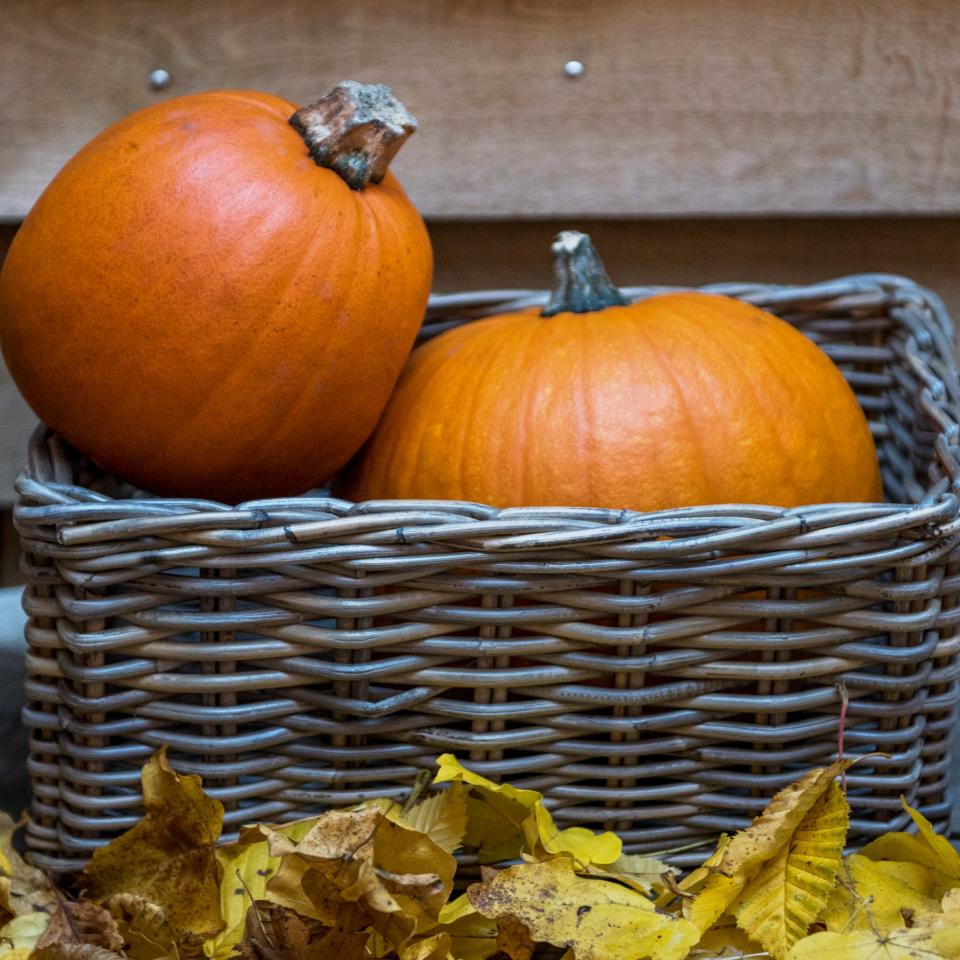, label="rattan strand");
[15,273,960,873]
